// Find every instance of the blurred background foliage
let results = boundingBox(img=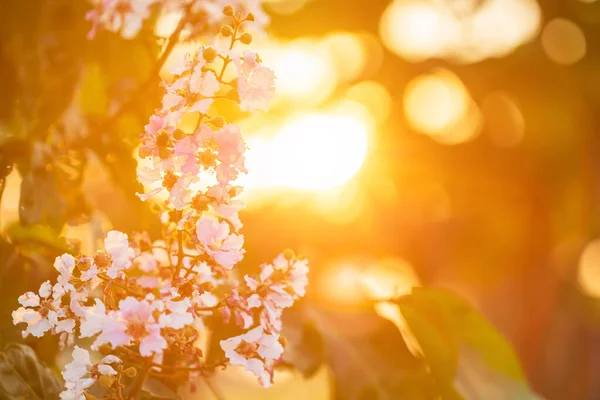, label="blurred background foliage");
[1,0,600,398]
